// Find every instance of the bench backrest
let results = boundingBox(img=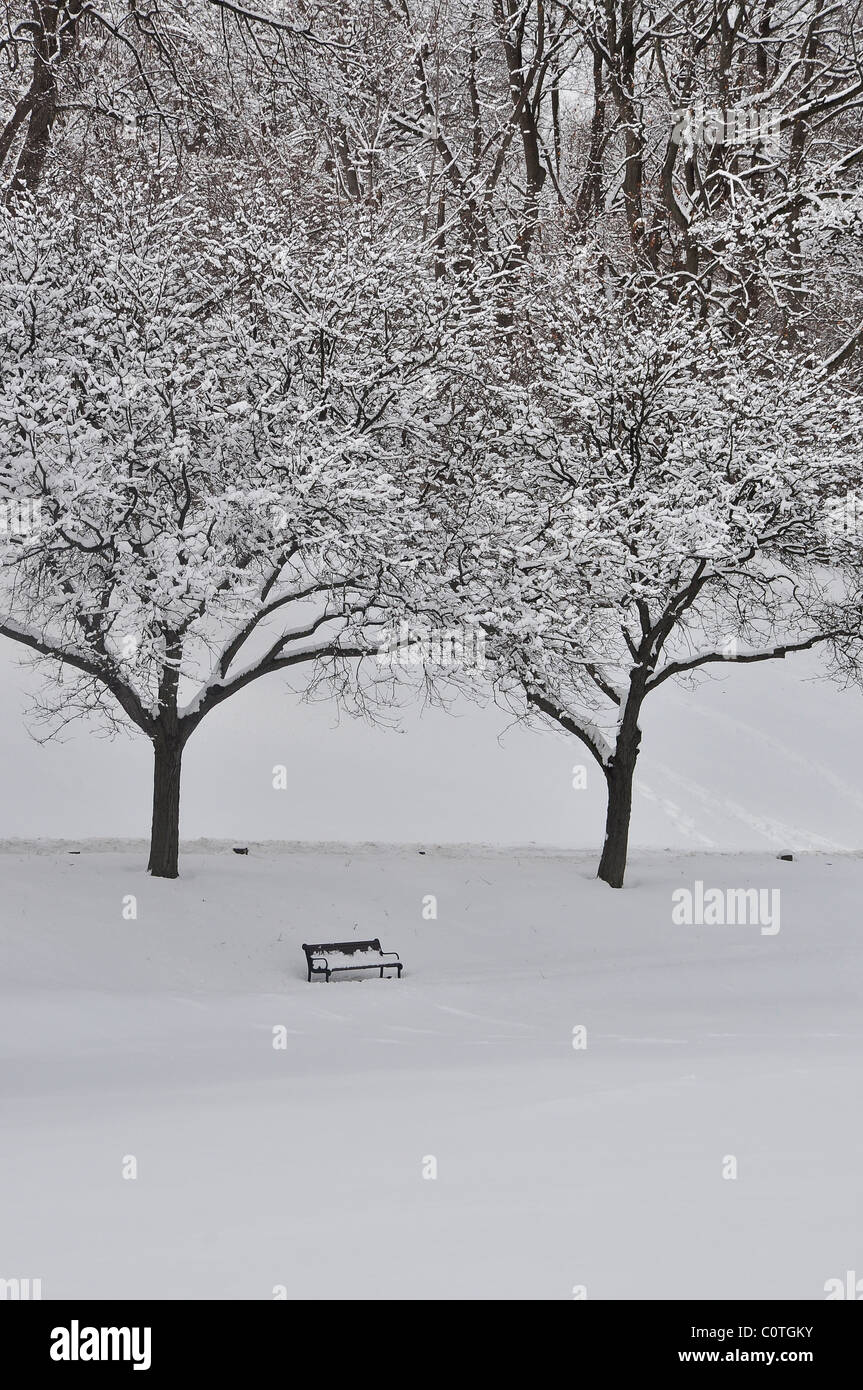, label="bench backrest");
[302,940,383,962]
